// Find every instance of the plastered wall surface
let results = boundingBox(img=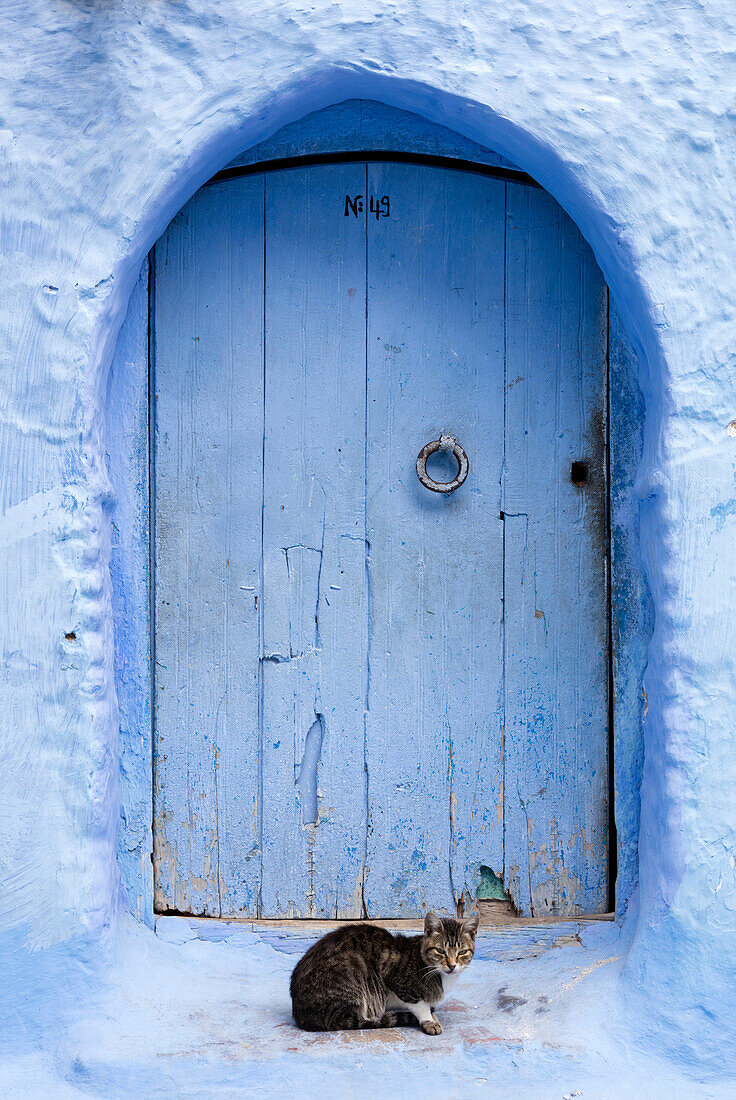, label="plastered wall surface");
[0,0,735,1088]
